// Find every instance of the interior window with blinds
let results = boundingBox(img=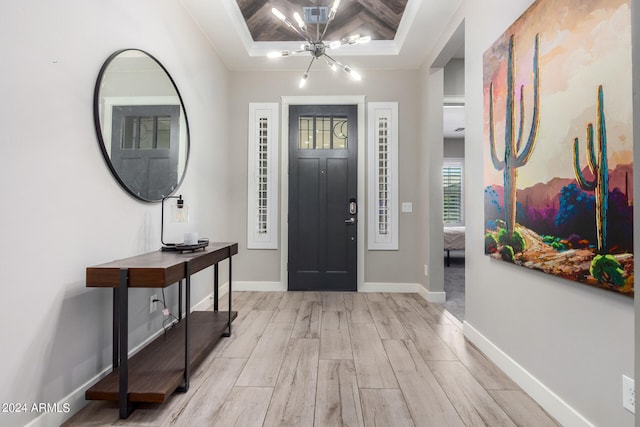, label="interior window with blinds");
[443,159,464,225]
